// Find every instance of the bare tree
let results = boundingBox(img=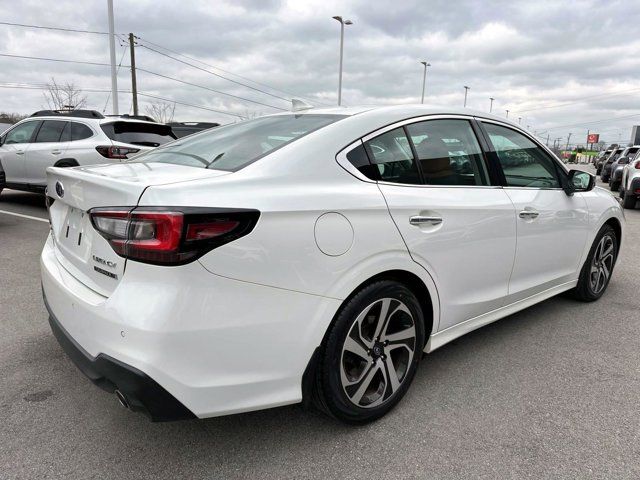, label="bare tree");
[144,101,175,123]
[43,77,87,111]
